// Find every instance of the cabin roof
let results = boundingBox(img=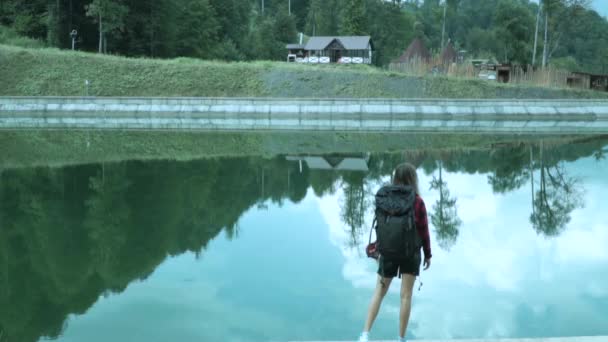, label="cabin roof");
[304,36,372,51]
